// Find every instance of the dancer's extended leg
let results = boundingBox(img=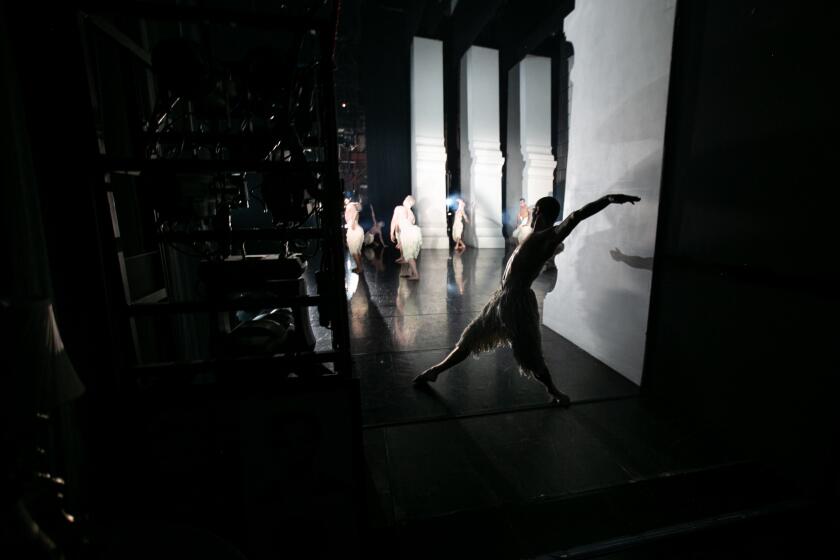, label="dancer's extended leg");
[511,335,569,406]
[415,299,500,384]
[413,344,470,384]
[534,363,569,406]
[507,290,570,406]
